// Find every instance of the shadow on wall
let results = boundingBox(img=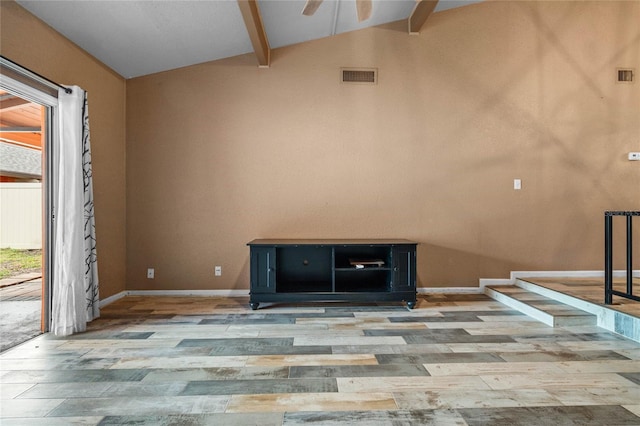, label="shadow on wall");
[419,242,527,287]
